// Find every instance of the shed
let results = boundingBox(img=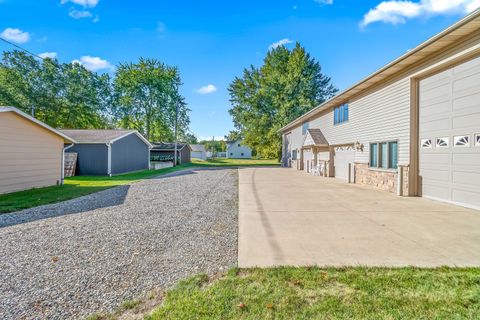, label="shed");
[150,143,191,164]
[190,144,207,160]
[226,139,252,159]
[60,129,152,176]
[0,106,75,194]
